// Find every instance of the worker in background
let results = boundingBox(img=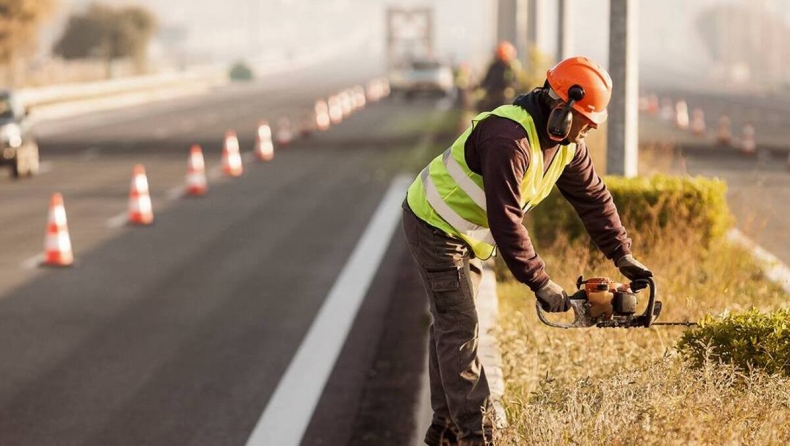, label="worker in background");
[402,56,653,446]
[477,41,520,112]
